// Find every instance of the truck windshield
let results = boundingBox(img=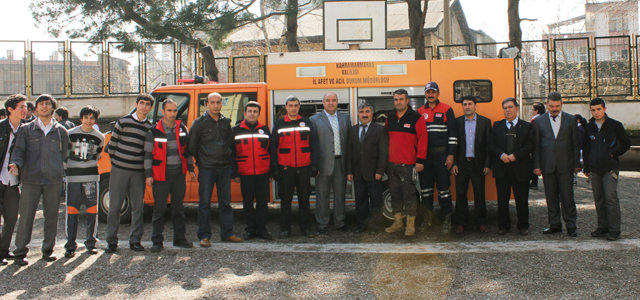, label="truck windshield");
[150,93,190,124]
[198,92,257,126]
